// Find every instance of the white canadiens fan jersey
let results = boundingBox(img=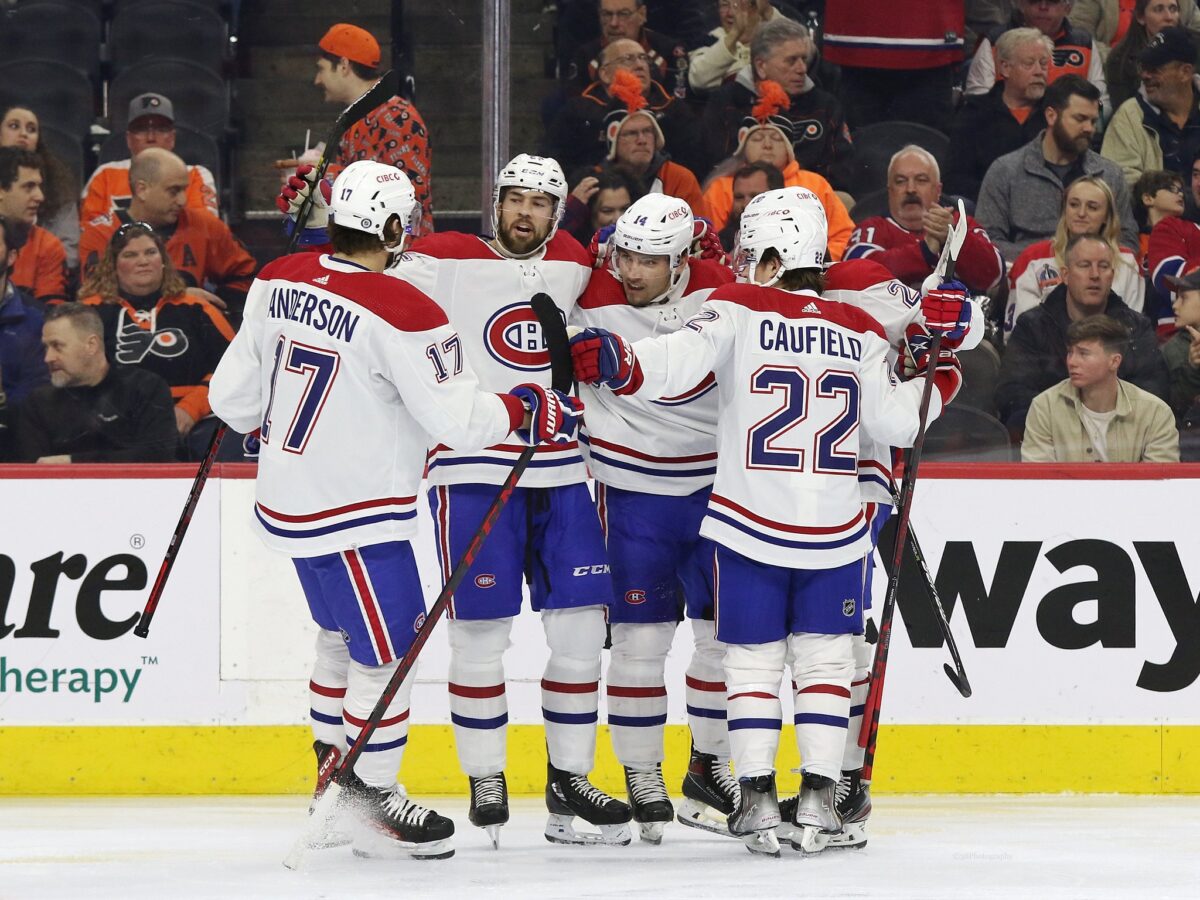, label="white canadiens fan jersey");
[396,231,592,488]
[629,283,947,569]
[571,258,733,495]
[209,253,520,557]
